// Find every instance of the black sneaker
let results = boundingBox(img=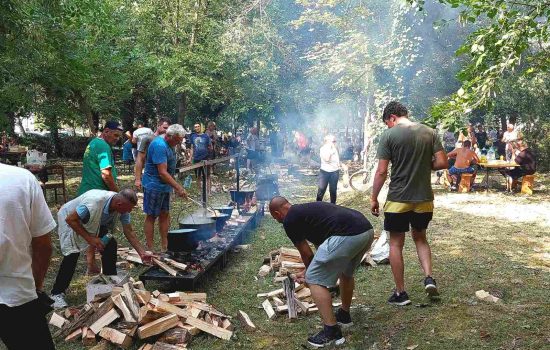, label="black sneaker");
[387,290,411,306]
[307,325,345,348]
[335,308,353,328]
[424,276,439,297]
